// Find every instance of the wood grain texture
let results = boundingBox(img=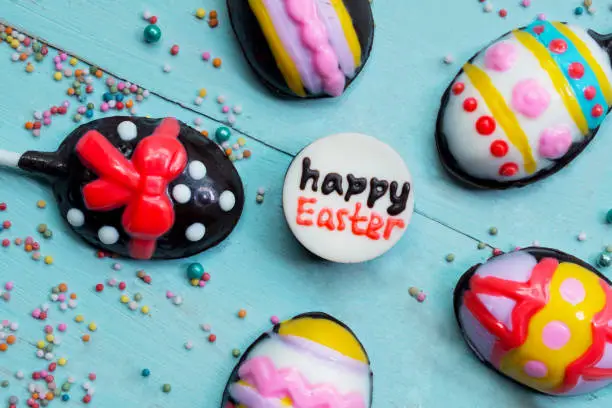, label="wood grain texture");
[0,0,612,406]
